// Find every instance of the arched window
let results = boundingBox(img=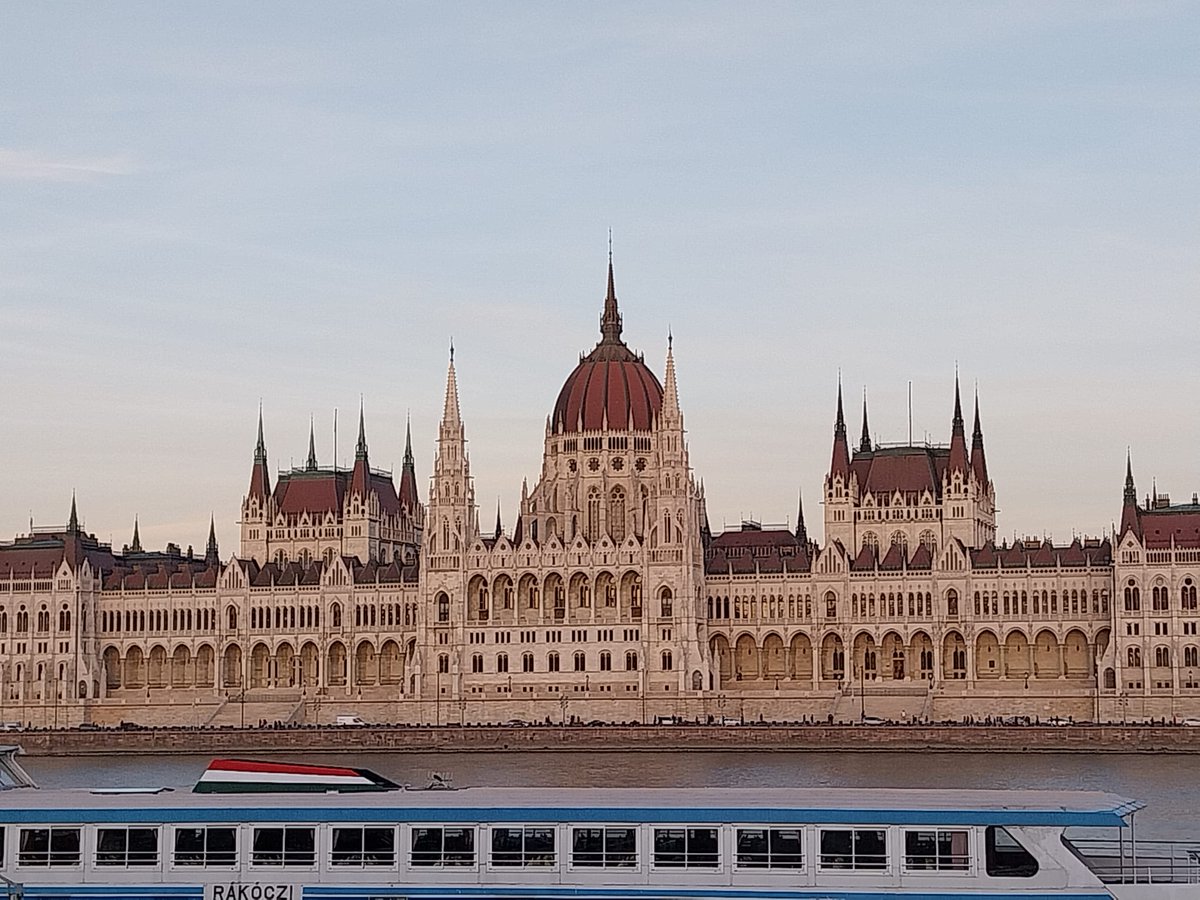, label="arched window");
[497,653,508,673]
[437,654,449,674]
[625,651,638,671]
[946,589,959,617]
[1127,646,1142,668]
[1155,646,1170,667]
[331,602,342,628]
[1185,646,1199,668]
[919,530,937,555]
[522,652,534,673]
[890,531,908,552]
[661,650,673,671]
[609,487,626,543]
[437,593,450,623]
[586,488,601,543]
[573,651,585,672]
[471,654,483,673]
[659,587,673,618]
[599,651,612,671]
[862,532,879,551]
[547,651,560,672]
[1183,578,1198,610]
[824,591,838,619]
